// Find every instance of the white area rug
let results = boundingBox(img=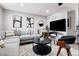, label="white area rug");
[19,41,78,56]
